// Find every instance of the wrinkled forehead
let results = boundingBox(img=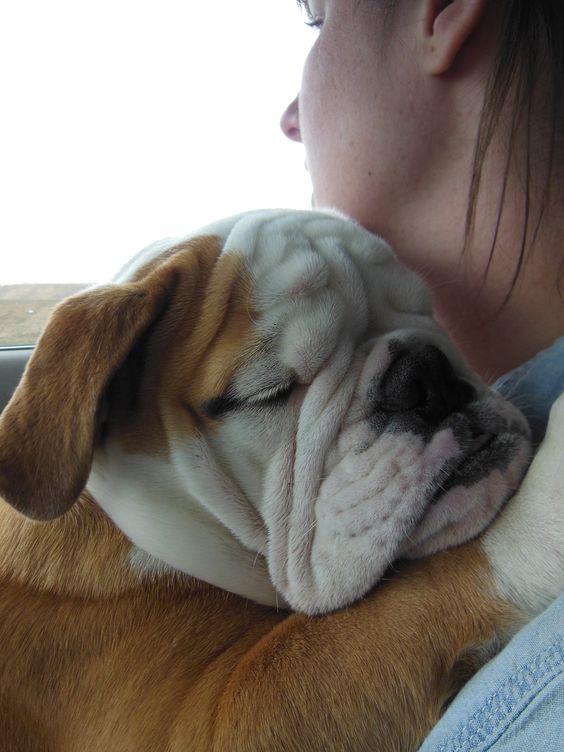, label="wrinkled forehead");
[225,211,392,313]
[220,209,393,271]
[226,211,433,338]
[110,210,438,442]
[116,209,387,279]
